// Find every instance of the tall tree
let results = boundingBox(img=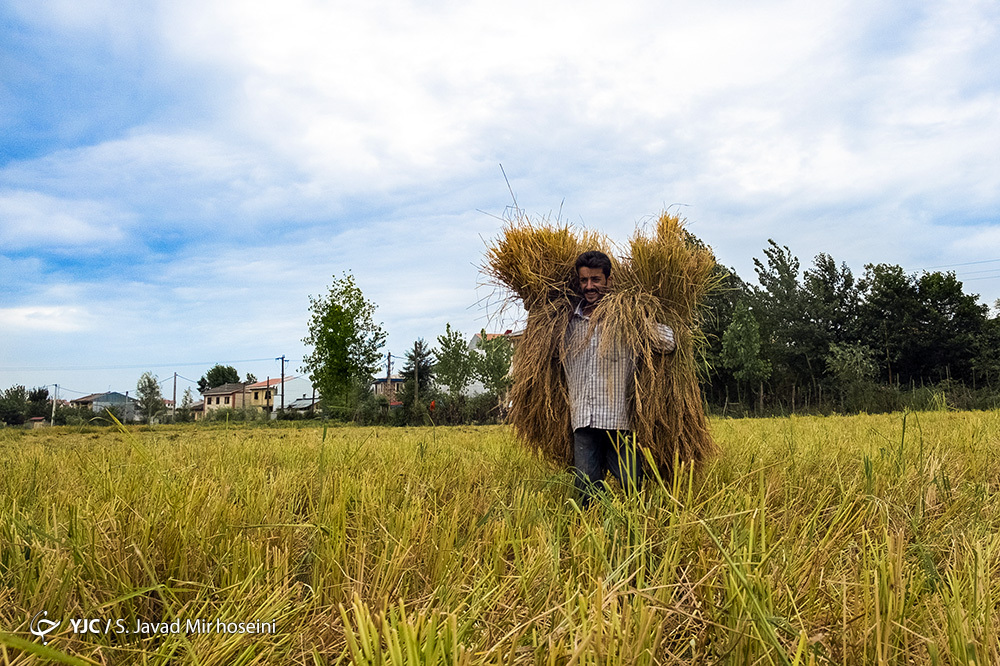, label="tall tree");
[178,387,195,422]
[27,387,50,419]
[399,338,436,422]
[136,372,165,424]
[913,271,988,384]
[302,273,387,406]
[700,263,749,404]
[803,252,860,348]
[198,365,241,393]
[751,240,820,398]
[474,330,514,398]
[721,300,772,407]
[0,385,28,425]
[435,324,475,399]
[400,339,436,394]
[857,263,923,385]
